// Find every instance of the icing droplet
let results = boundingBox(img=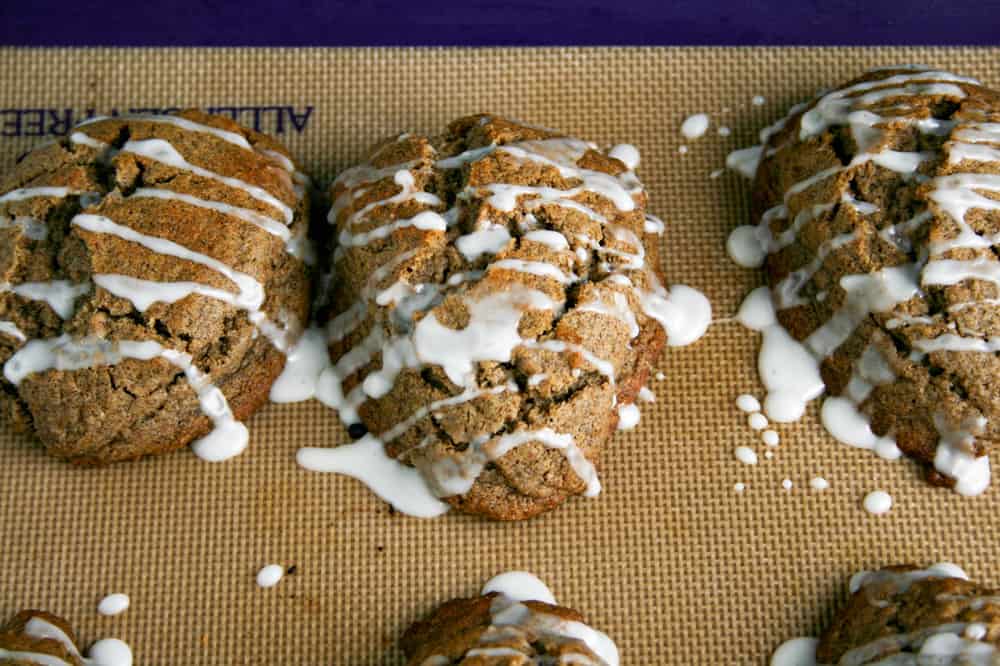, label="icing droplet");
[726,225,767,268]
[97,593,130,616]
[256,564,285,588]
[734,482,746,493]
[762,430,780,446]
[810,477,829,490]
[863,490,893,515]
[770,636,818,666]
[482,571,557,605]
[617,403,640,430]
[752,95,767,107]
[678,145,689,155]
[736,394,761,413]
[782,479,793,490]
[748,412,768,430]
[680,113,710,140]
[87,638,133,666]
[726,145,764,179]
[718,126,731,137]
[735,446,758,465]
[764,451,774,459]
